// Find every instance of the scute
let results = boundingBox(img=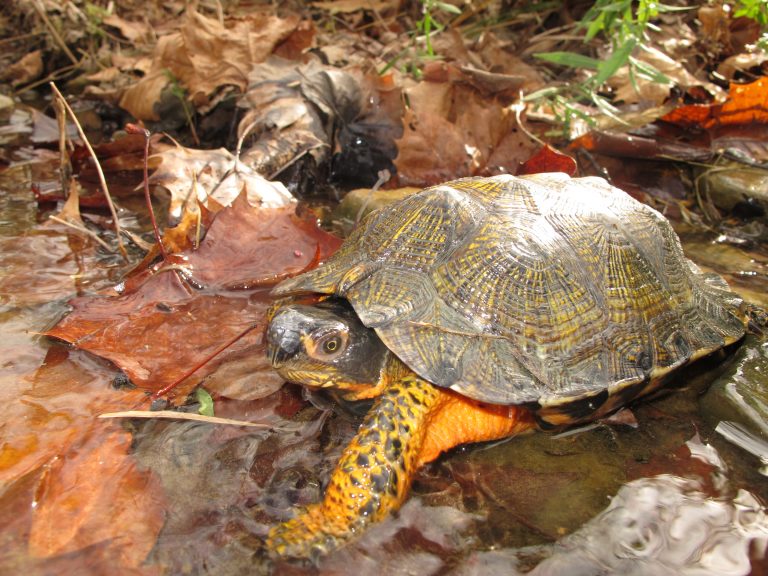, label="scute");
[273,174,747,407]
